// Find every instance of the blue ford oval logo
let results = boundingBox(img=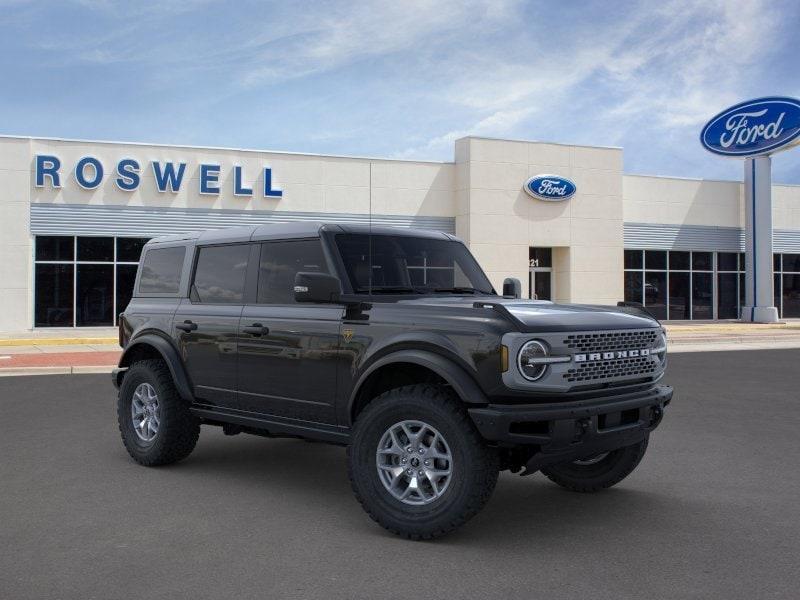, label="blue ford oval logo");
[700,96,800,157]
[524,175,576,201]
